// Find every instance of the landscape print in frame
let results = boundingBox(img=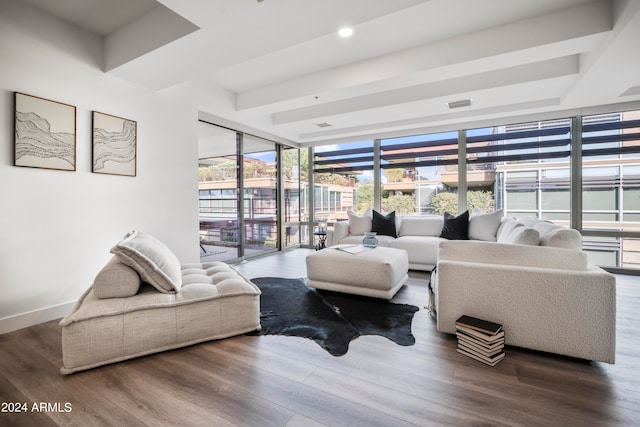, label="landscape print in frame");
[14,92,76,171]
[92,111,137,176]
